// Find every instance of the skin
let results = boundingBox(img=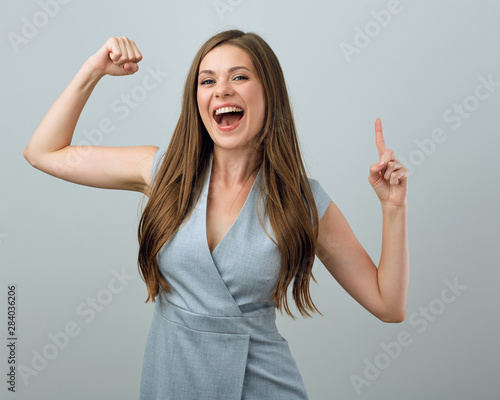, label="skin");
[24,37,409,322]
